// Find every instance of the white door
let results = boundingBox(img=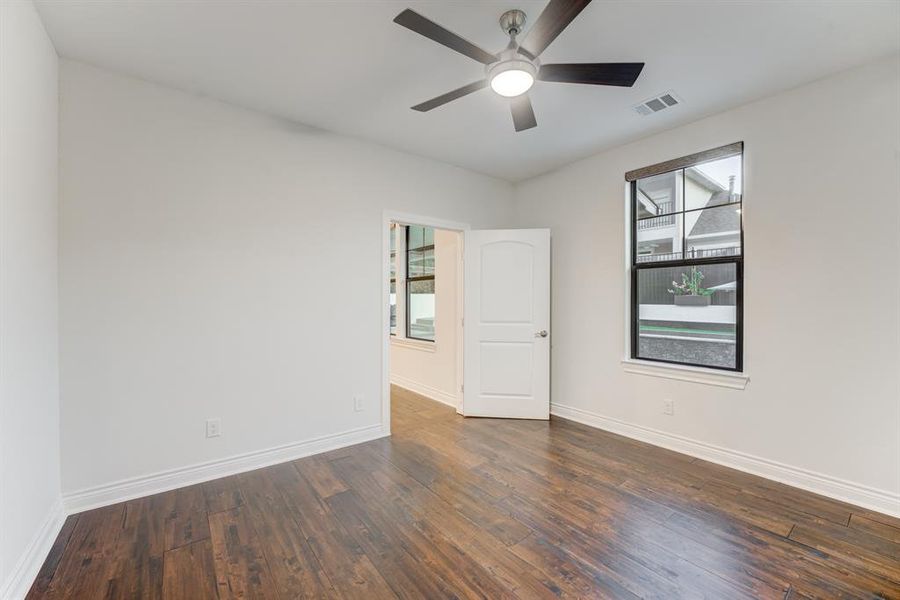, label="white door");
[463,229,550,419]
